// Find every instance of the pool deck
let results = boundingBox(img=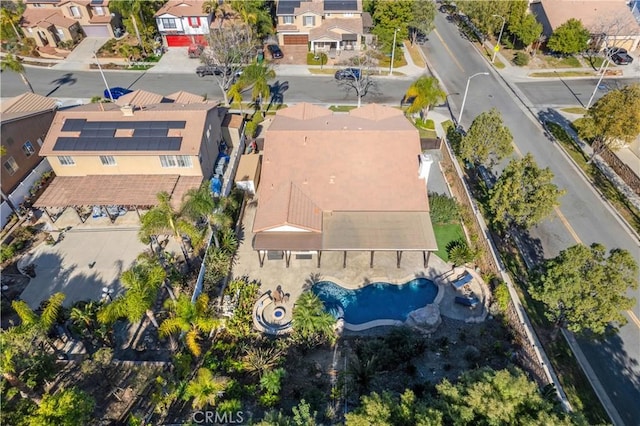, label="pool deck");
[236,198,488,332]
